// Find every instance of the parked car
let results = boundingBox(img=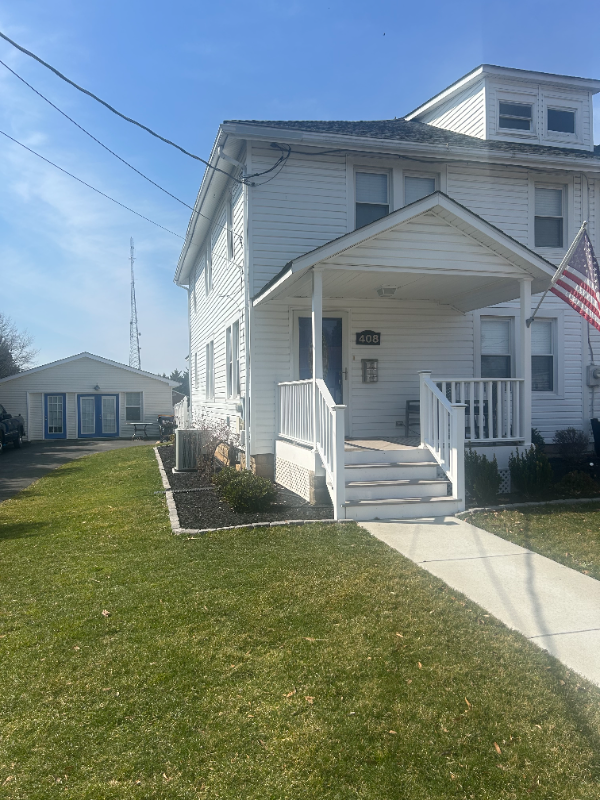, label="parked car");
[0,403,25,452]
